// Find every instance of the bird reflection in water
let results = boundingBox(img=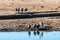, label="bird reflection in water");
[28,31,31,36]
[28,31,43,38]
